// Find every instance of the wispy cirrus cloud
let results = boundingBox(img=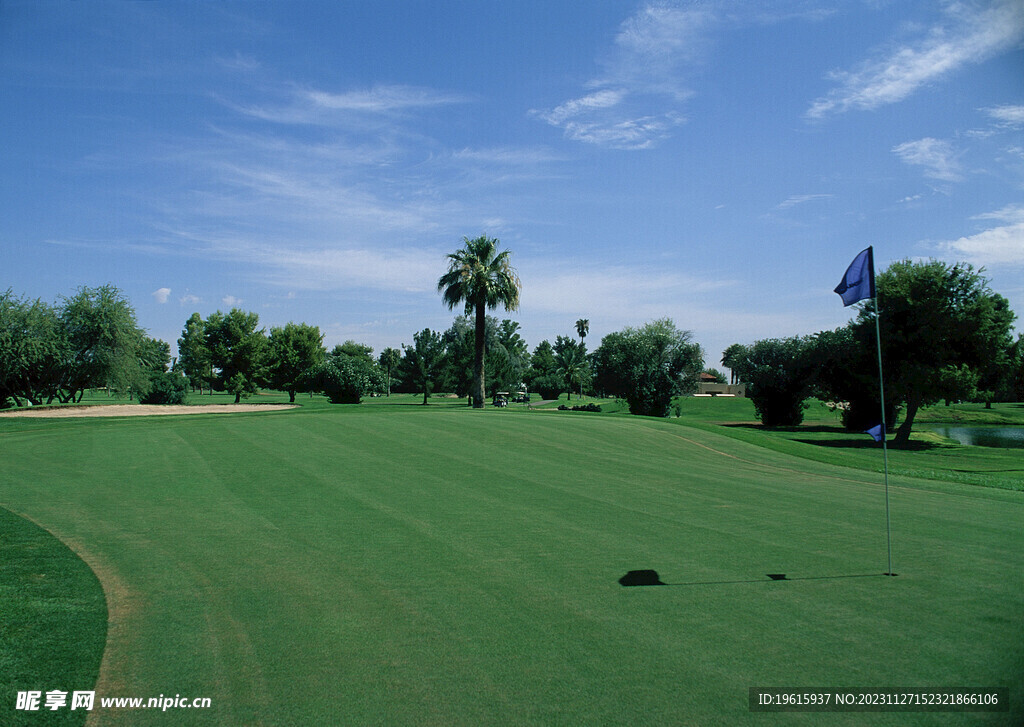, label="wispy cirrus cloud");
[226,83,470,125]
[776,193,834,210]
[531,4,712,149]
[808,1,1024,119]
[982,104,1024,127]
[892,138,962,182]
[302,85,469,113]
